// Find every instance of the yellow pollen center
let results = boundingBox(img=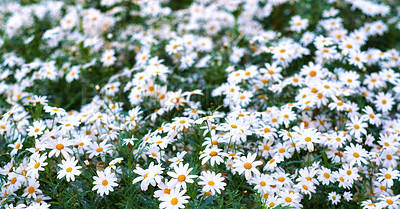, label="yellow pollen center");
[34,162,40,169]
[56,144,64,150]
[387,155,393,160]
[164,188,171,194]
[178,175,186,182]
[244,163,252,169]
[209,151,218,156]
